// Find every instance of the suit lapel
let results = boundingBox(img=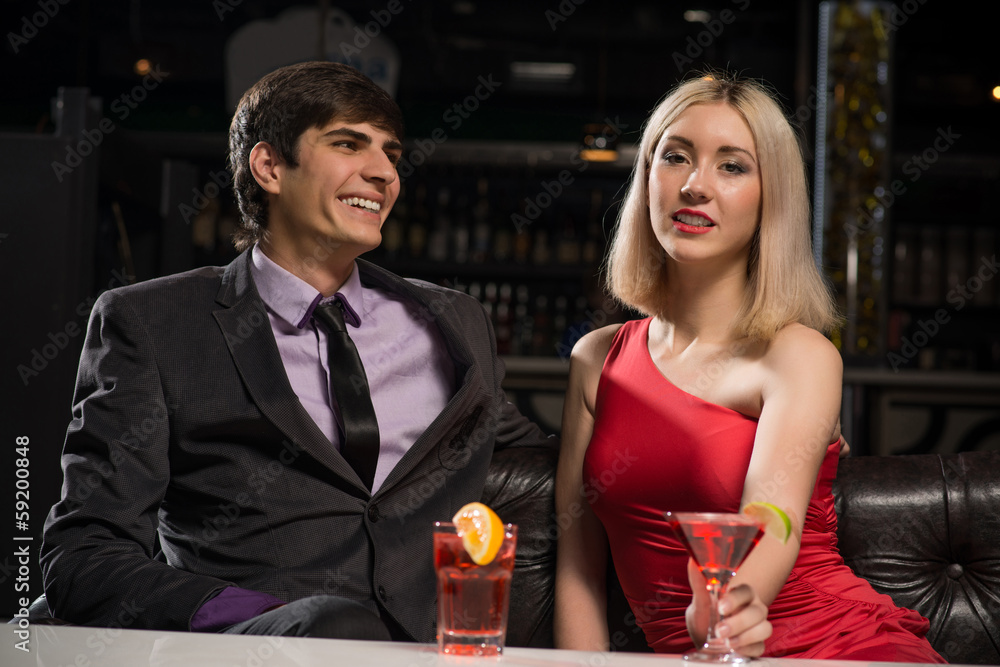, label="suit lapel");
[356,261,490,494]
[213,252,369,494]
